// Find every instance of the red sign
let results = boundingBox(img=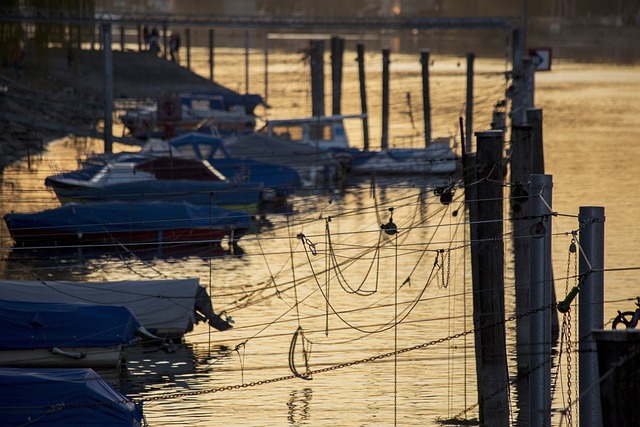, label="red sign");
[157,95,182,121]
